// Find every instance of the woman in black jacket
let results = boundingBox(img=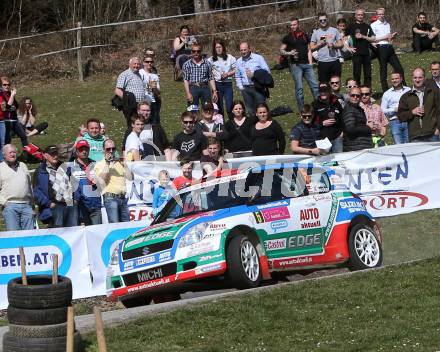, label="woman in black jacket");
[224,100,256,154]
[251,103,286,156]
